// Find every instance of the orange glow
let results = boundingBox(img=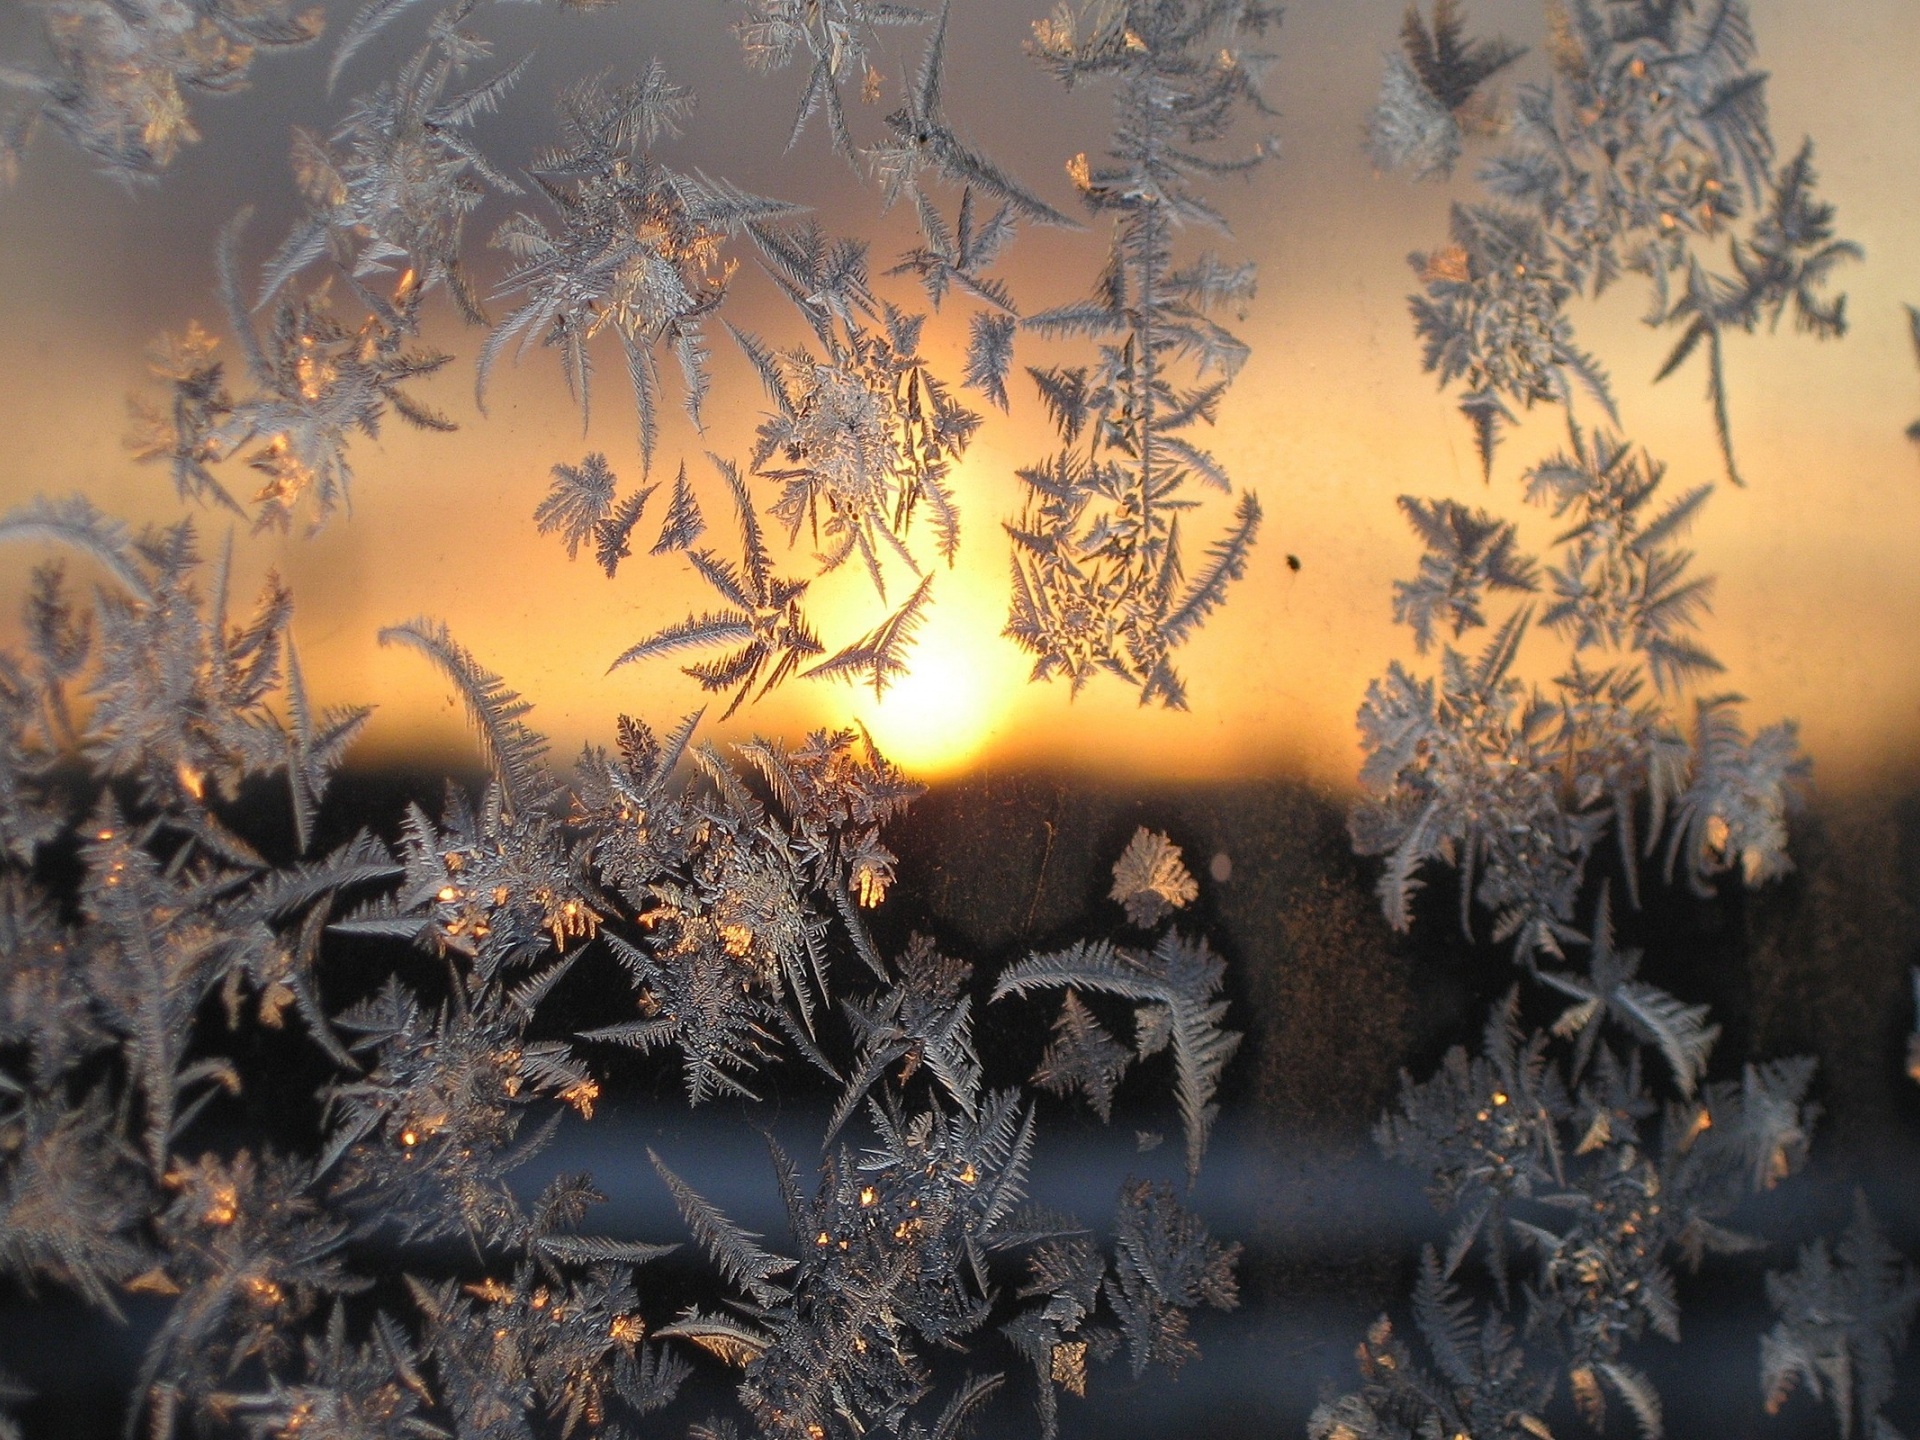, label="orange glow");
[0,2,1914,795]
[858,631,1004,775]
[818,550,1027,778]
